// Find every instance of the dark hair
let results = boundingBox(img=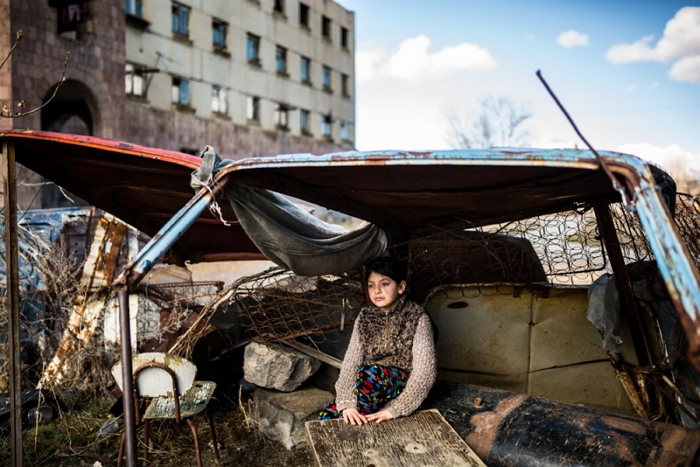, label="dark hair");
[366,255,406,284]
